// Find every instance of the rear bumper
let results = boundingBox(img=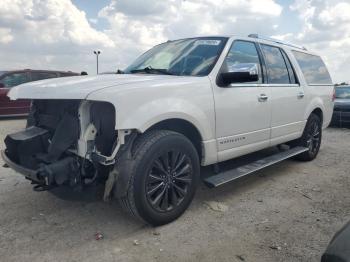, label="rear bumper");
[331,111,350,124]
[1,150,43,183]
